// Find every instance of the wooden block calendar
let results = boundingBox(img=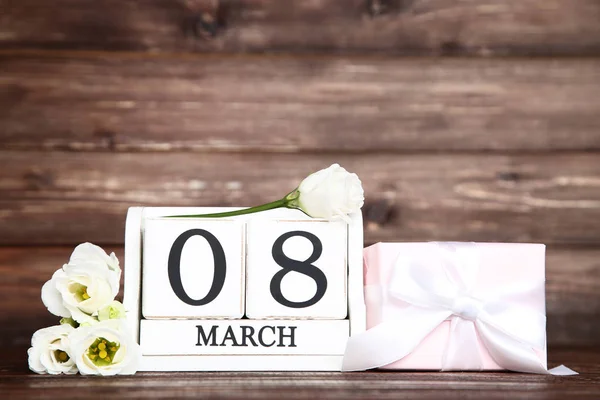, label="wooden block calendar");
[123,207,365,371]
